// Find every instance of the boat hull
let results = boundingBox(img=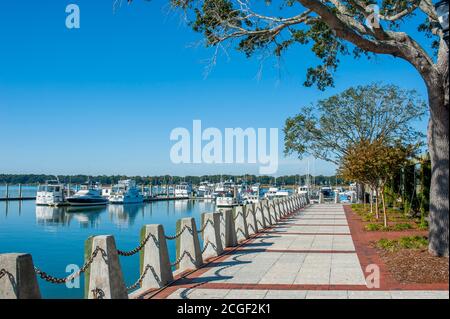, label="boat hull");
[67,198,108,206]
